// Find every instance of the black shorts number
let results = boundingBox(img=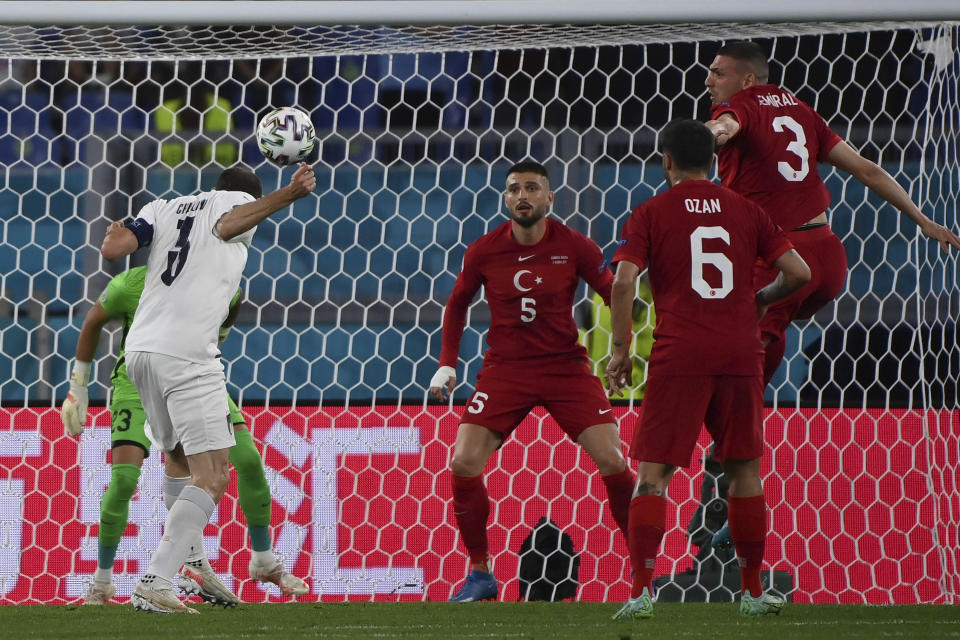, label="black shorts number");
[112,408,132,433]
